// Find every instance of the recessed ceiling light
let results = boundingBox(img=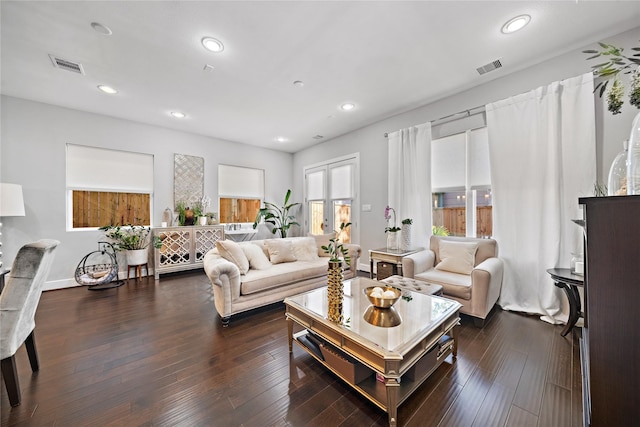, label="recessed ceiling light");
[97,85,118,94]
[170,111,186,118]
[501,14,530,34]
[293,80,304,87]
[202,37,224,53]
[203,64,215,72]
[341,103,355,111]
[91,22,112,36]
[275,136,287,143]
